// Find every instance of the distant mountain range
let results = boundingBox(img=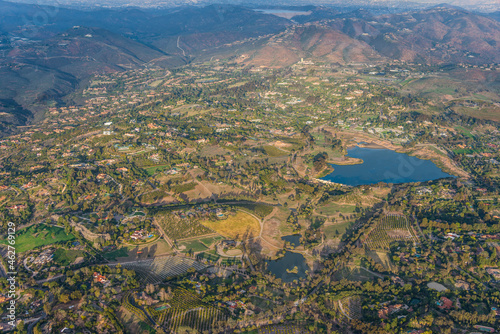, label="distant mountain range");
[0,1,499,135]
[6,0,500,14]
